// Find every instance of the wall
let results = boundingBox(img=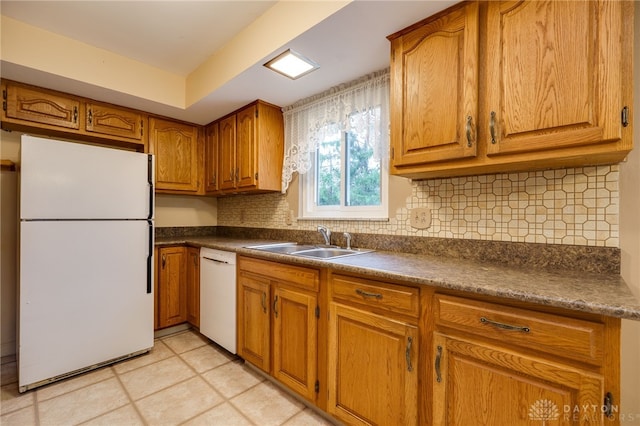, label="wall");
[618,3,640,417]
[0,129,216,356]
[155,195,216,228]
